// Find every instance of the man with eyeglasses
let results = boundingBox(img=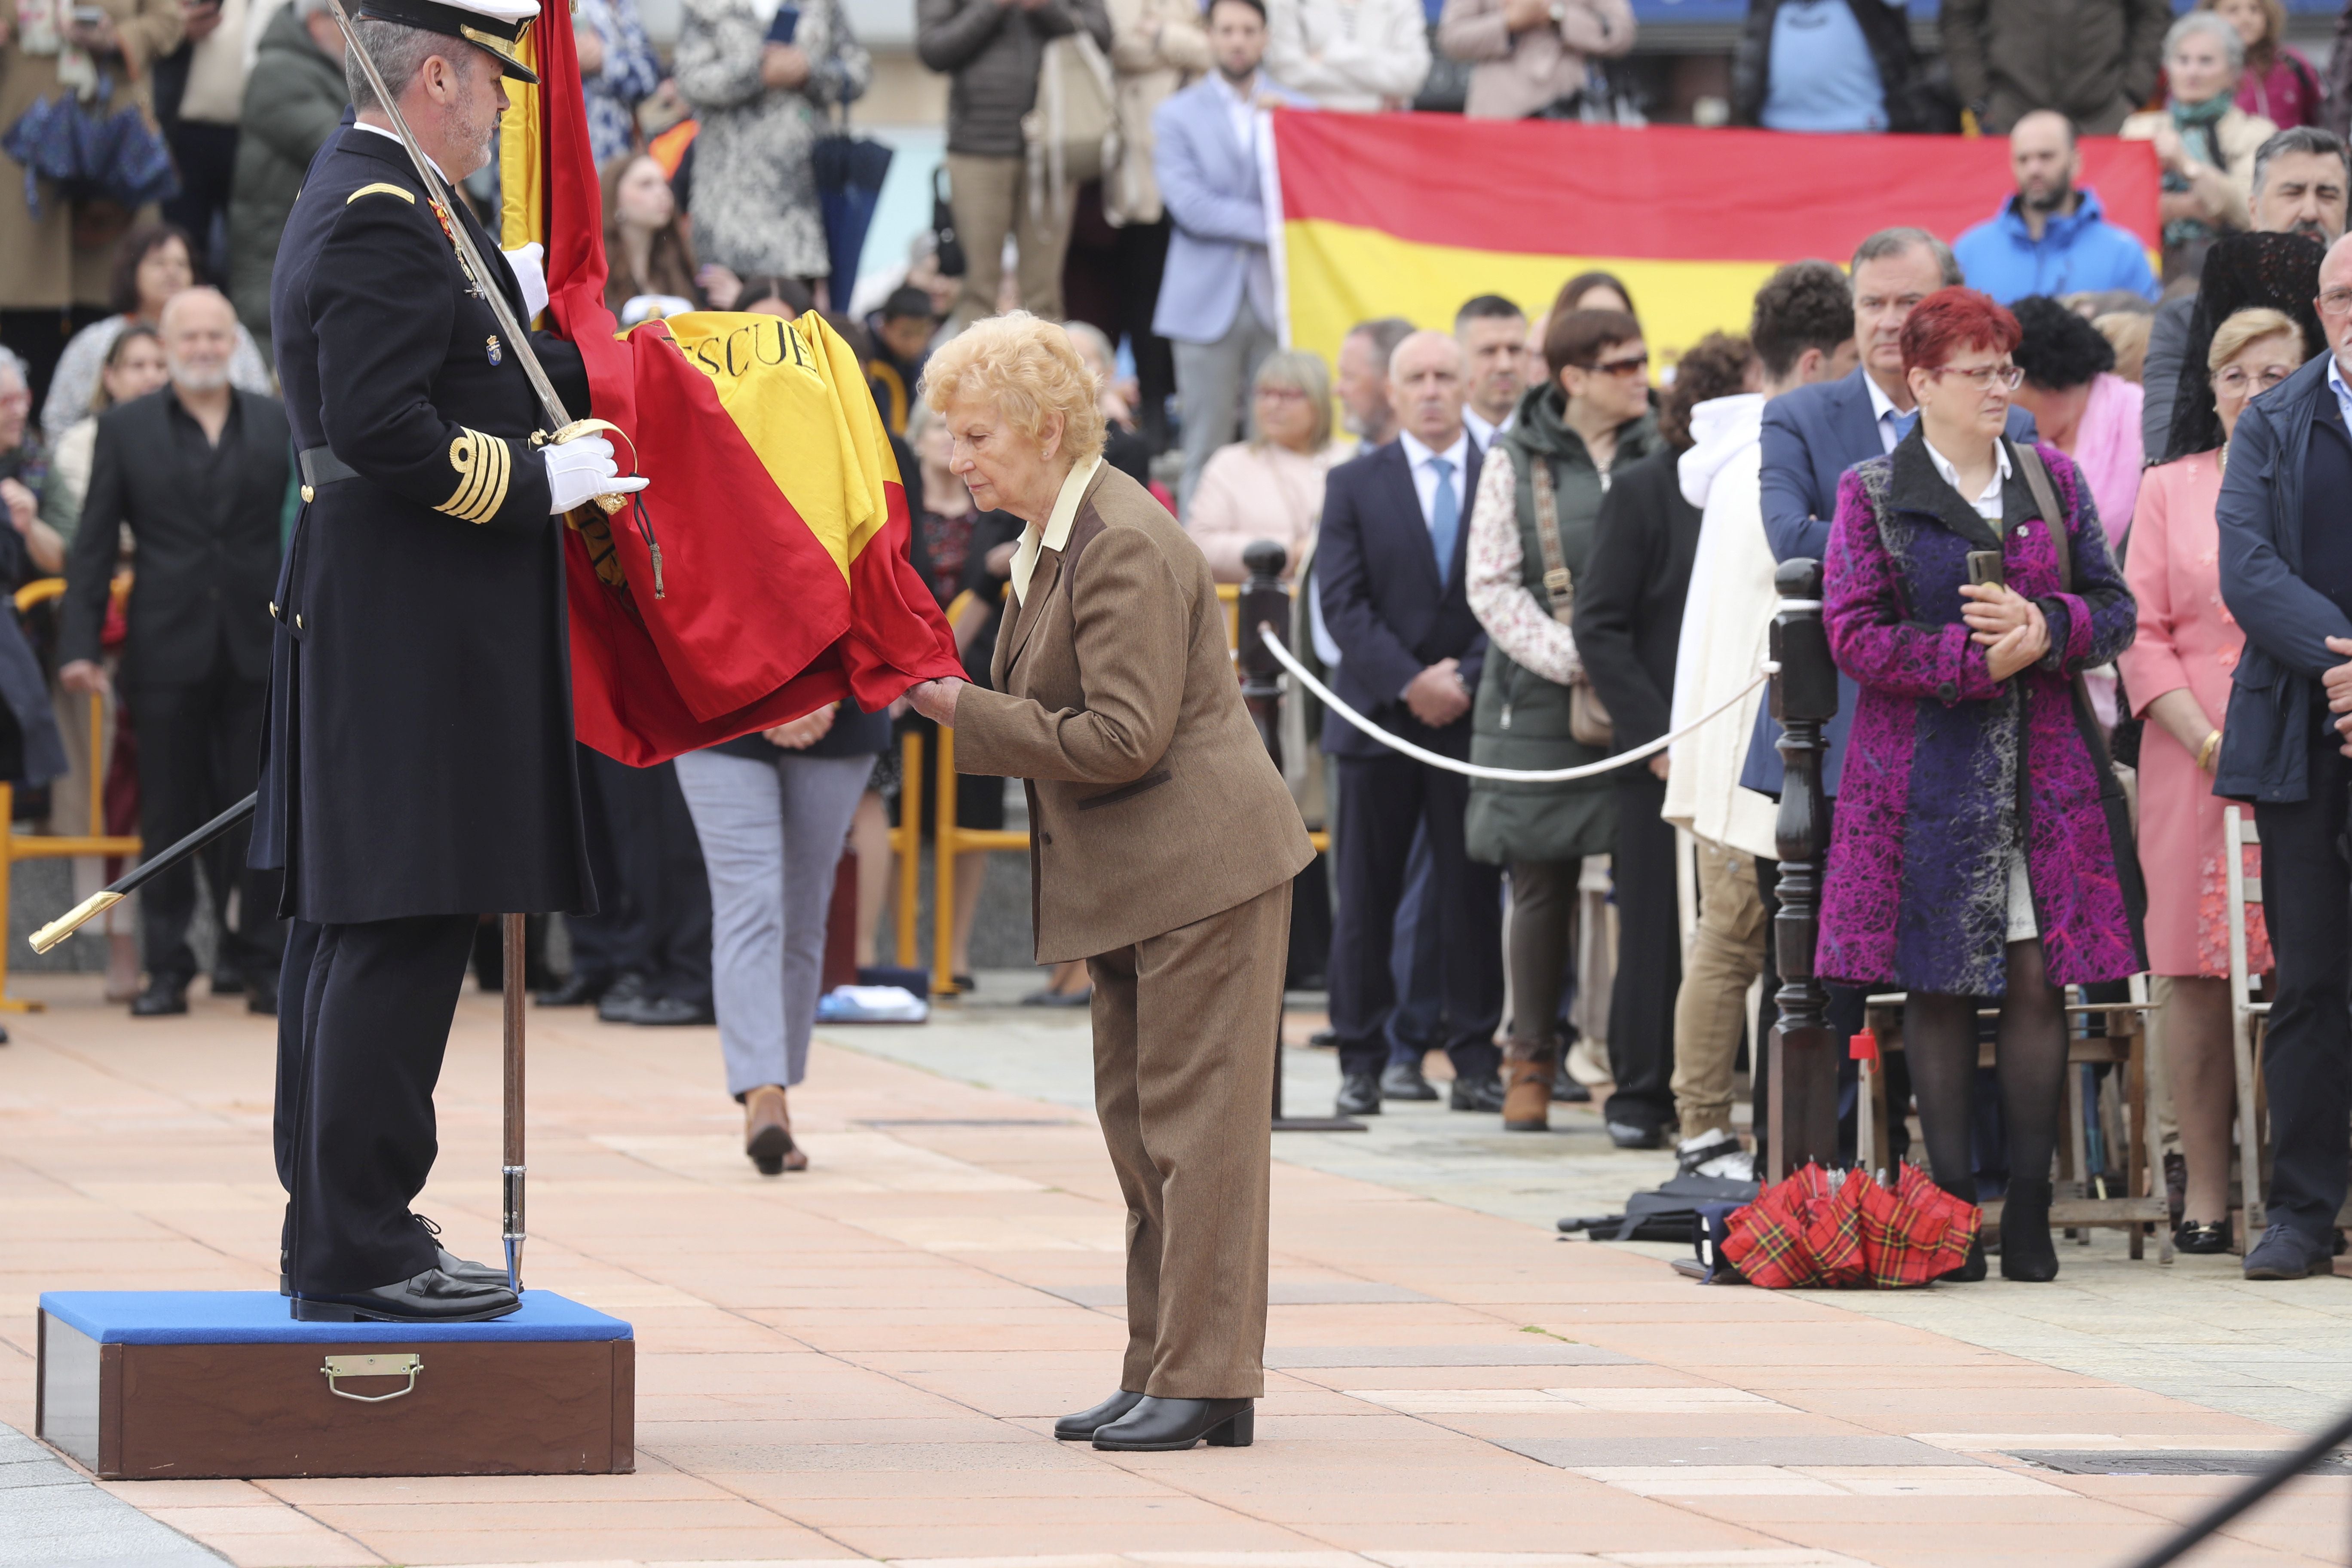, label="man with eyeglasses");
[2145,126,2349,459]
[2212,231,2352,1280]
[1737,226,2038,1168]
